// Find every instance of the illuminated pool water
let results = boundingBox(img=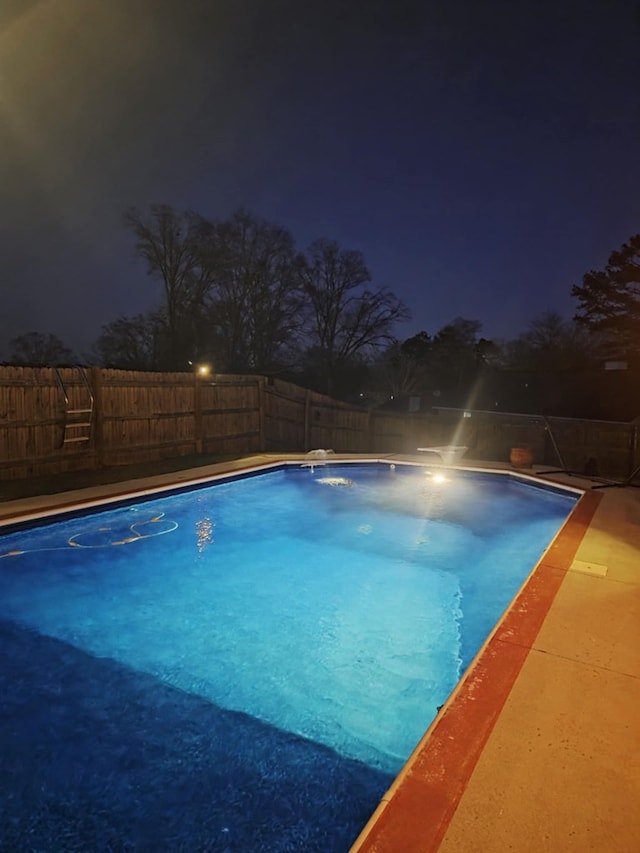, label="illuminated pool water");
[0,463,577,851]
